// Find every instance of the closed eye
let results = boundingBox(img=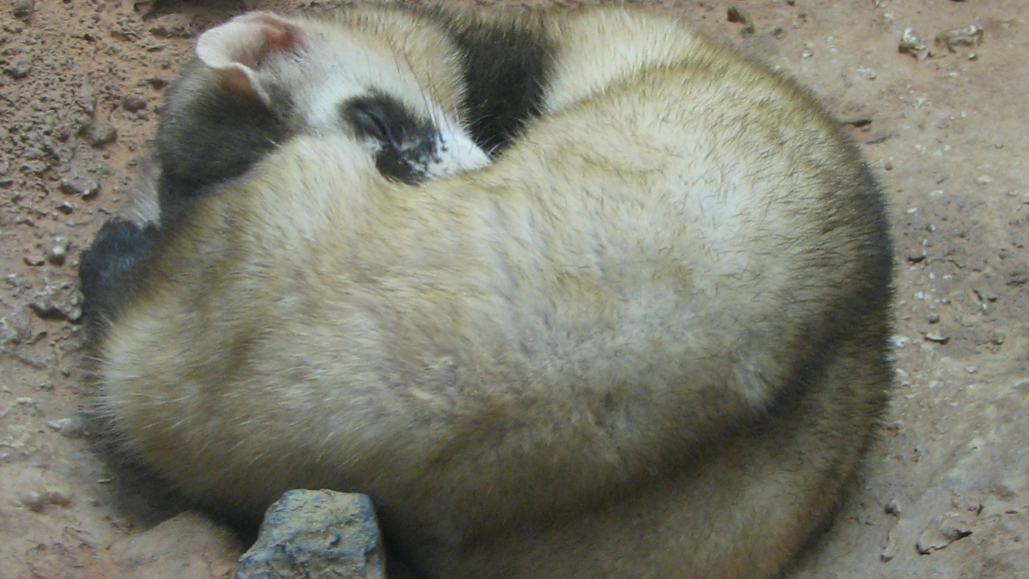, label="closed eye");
[339,92,440,184]
[346,100,399,149]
